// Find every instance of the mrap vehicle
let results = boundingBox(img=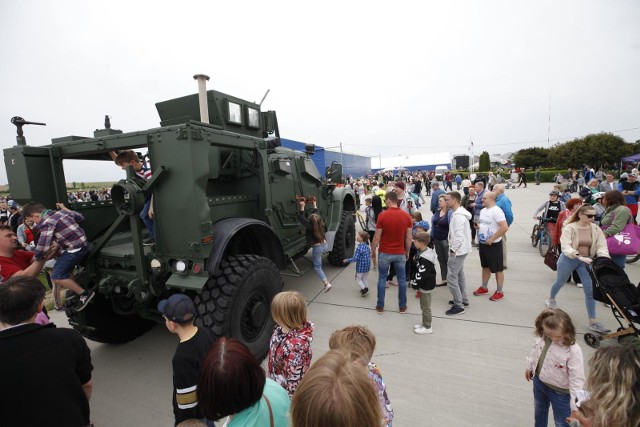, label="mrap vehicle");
[4,75,356,358]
